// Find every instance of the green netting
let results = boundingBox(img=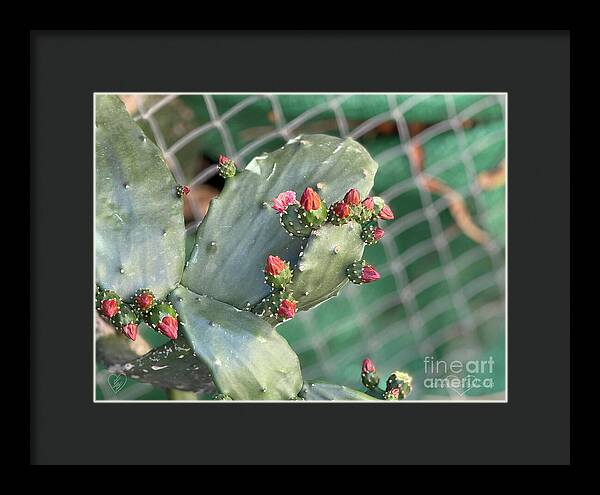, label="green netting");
[96,94,505,400]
